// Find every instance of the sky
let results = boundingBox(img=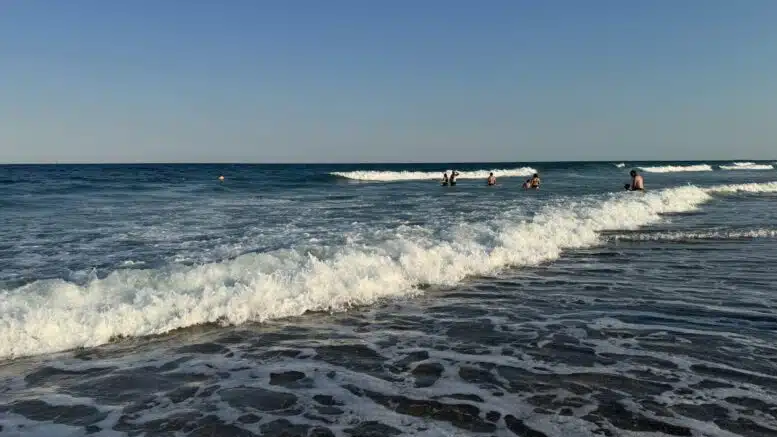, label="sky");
[1,0,776,163]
